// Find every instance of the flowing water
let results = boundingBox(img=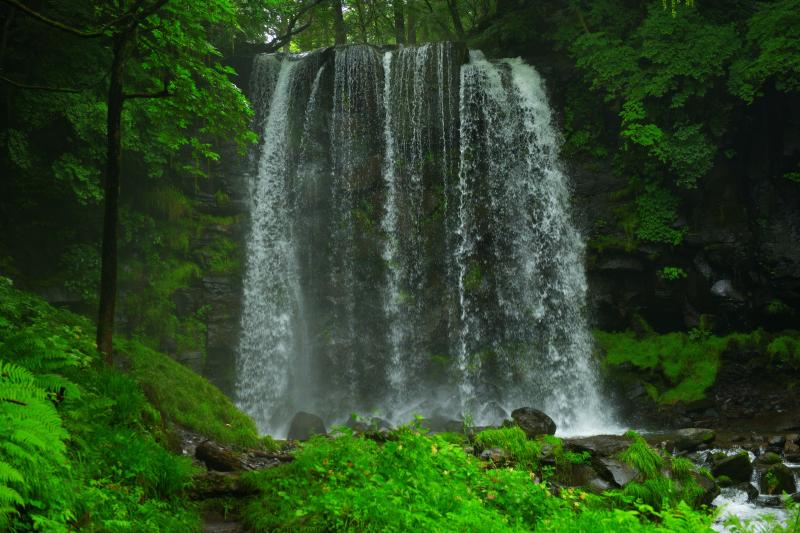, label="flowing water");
[236,44,617,437]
